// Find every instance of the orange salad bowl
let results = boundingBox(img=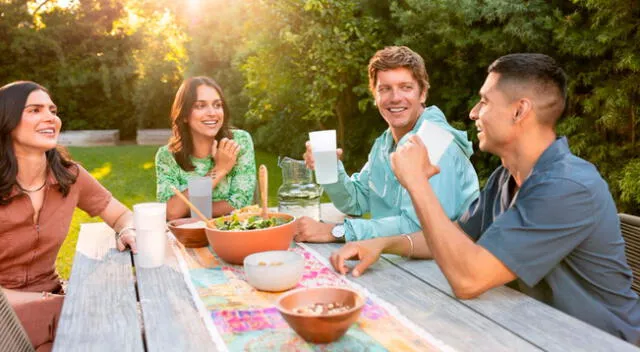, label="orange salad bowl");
[204,213,296,265]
